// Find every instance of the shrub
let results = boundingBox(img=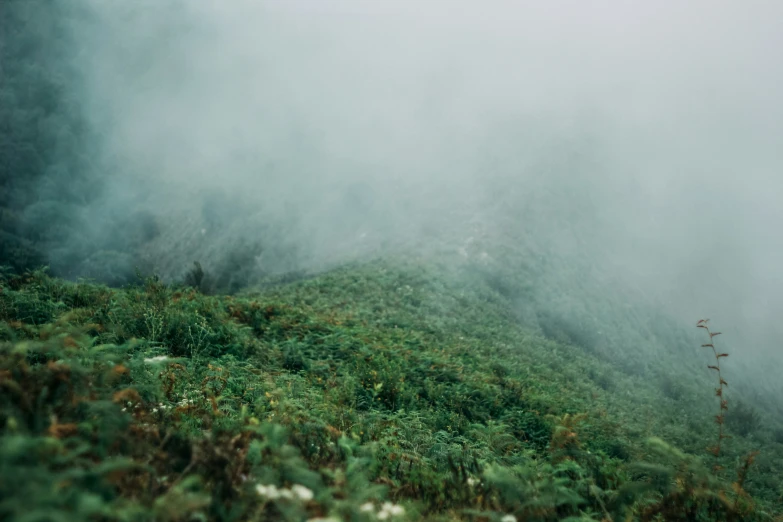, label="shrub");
[726,400,762,437]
